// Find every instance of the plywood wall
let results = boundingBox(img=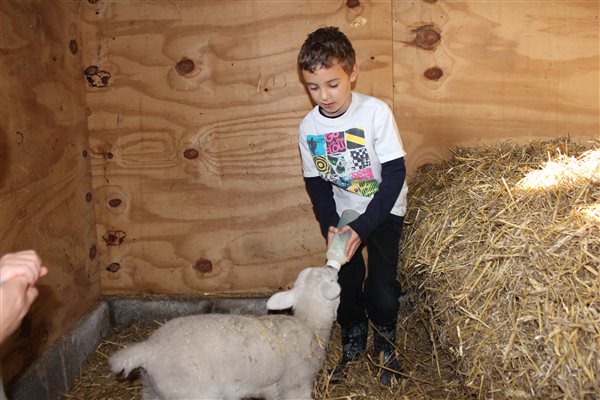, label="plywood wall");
[82,0,395,295]
[393,1,599,171]
[83,0,598,296]
[0,1,100,383]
